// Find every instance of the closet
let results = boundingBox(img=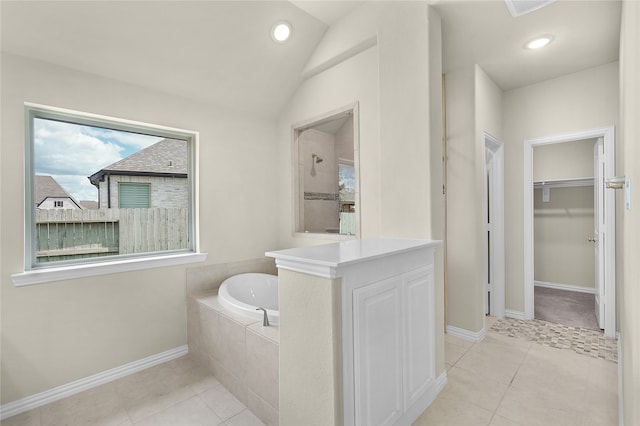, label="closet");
[532,139,599,330]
